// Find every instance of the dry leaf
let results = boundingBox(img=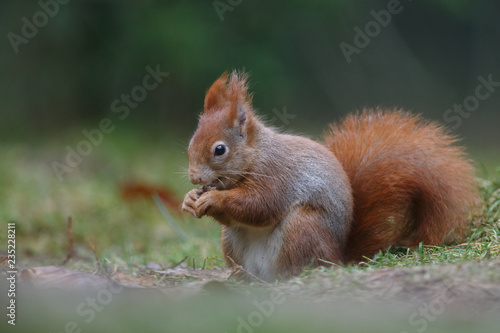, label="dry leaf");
[0,256,8,266]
